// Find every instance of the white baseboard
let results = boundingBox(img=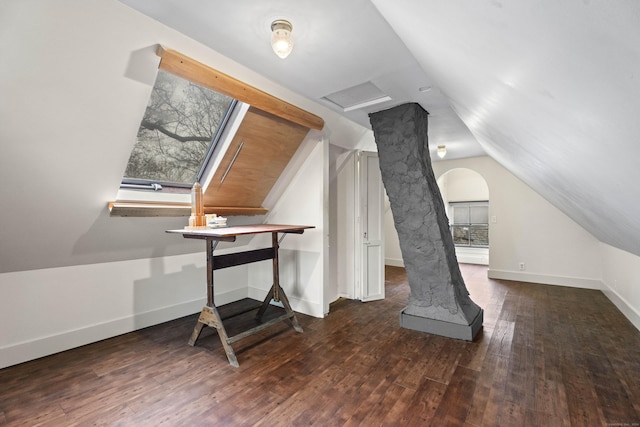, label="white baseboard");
[487,269,602,290]
[454,247,489,265]
[0,288,247,370]
[247,286,269,303]
[386,255,488,267]
[385,257,404,267]
[247,286,324,318]
[488,270,639,332]
[456,254,489,265]
[601,282,640,332]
